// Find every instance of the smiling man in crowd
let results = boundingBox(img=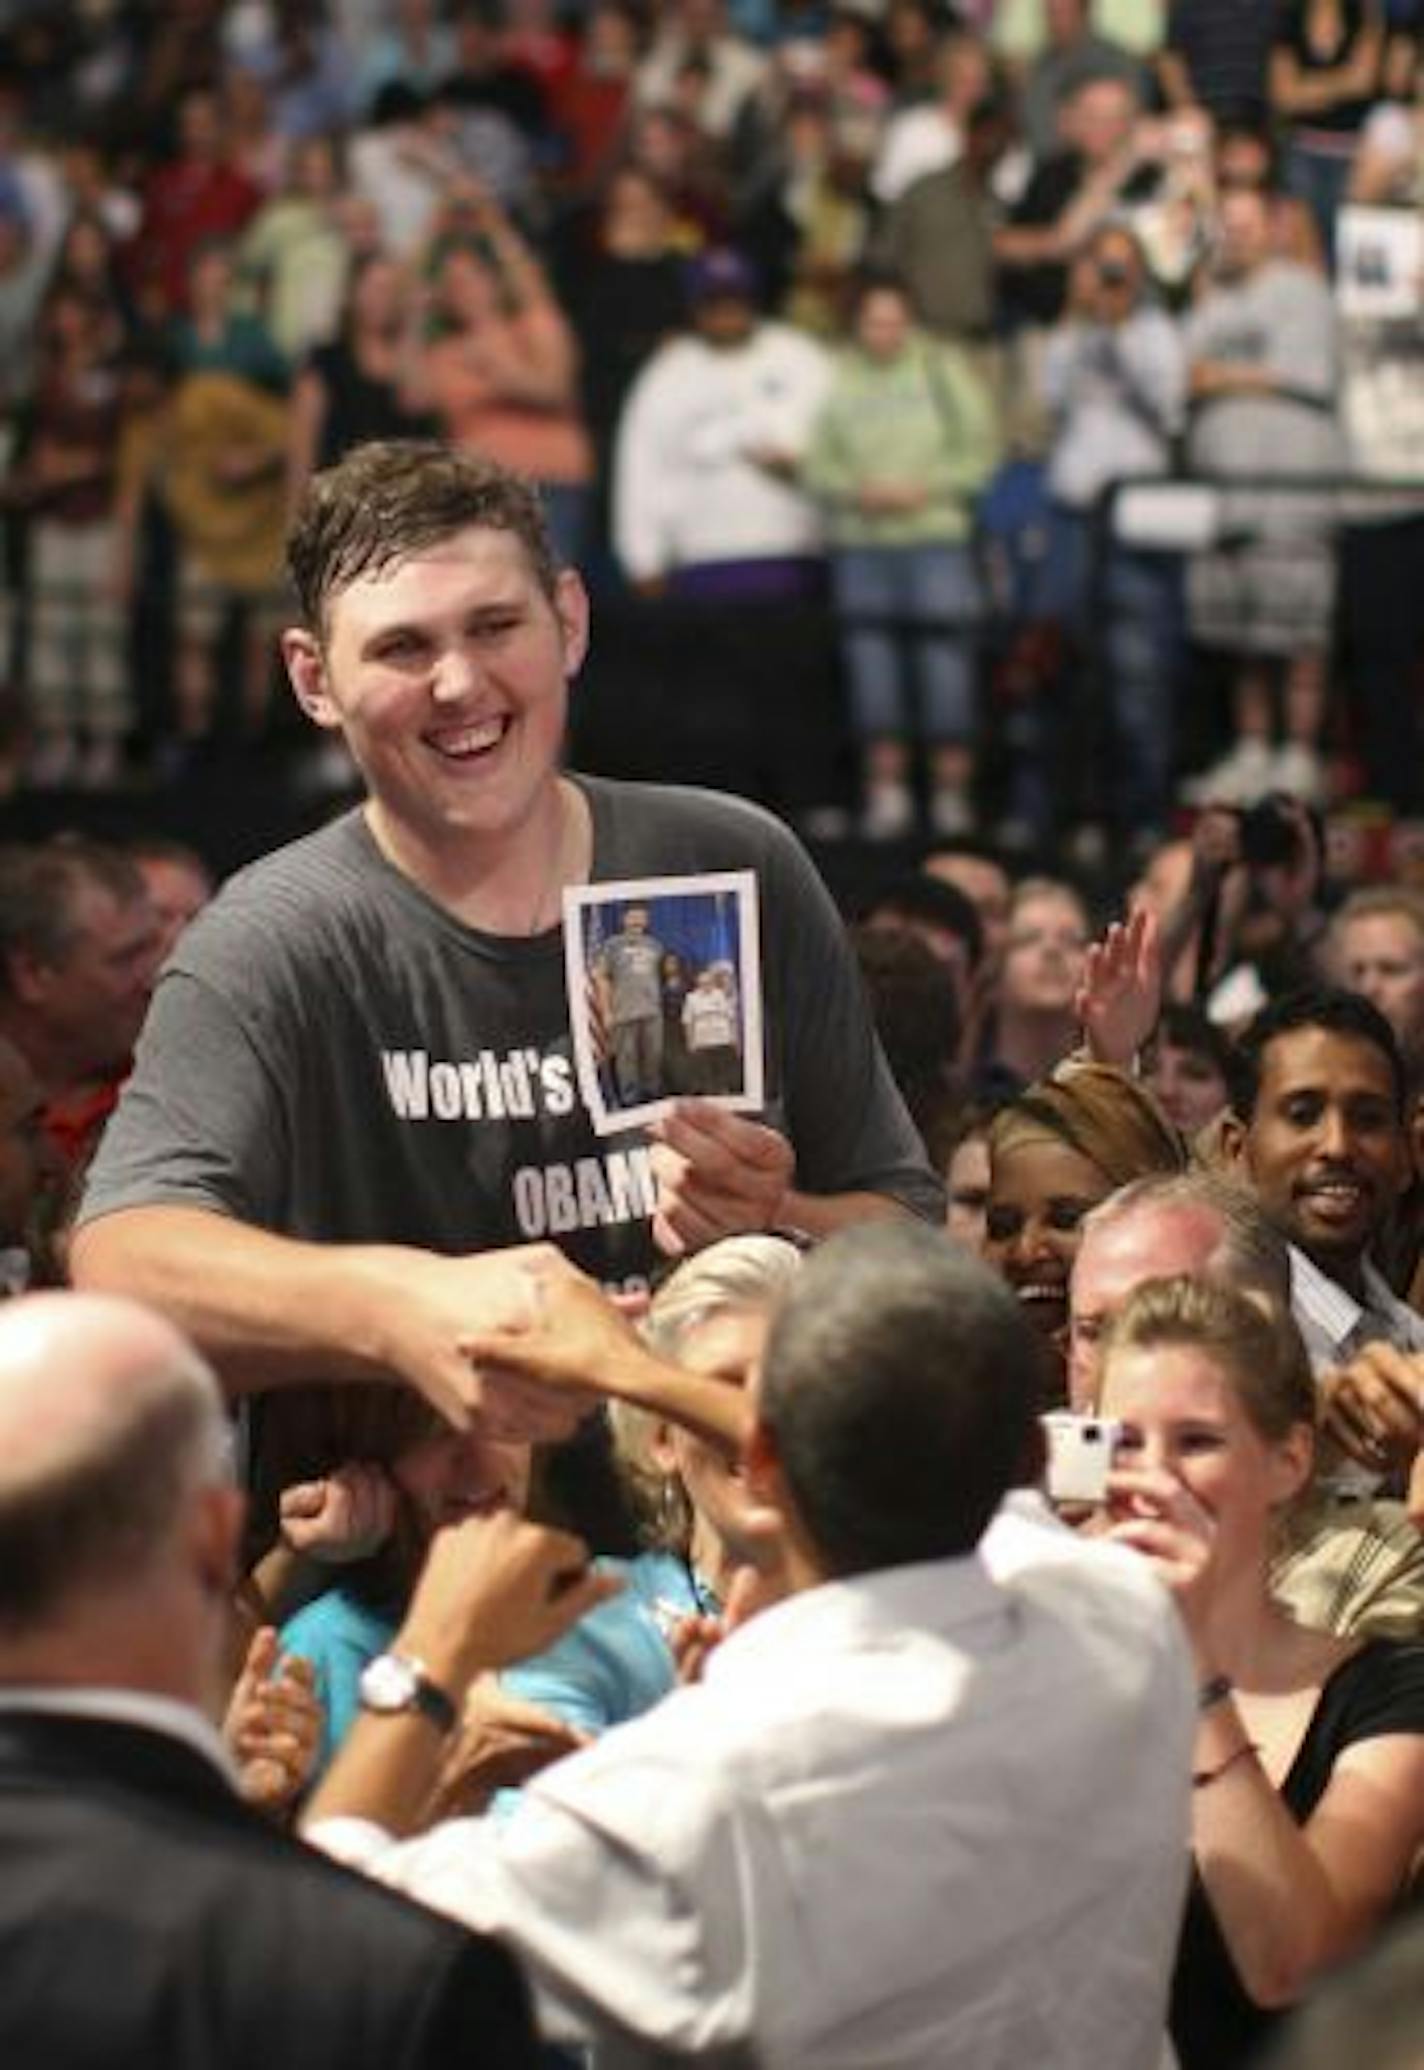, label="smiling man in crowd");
[71,441,938,1432]
[1223,988,1424,1490]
